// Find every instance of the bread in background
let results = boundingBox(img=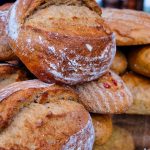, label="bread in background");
[93,125,135,150]
[122,72,150,115]
[128,45,150,78]
[92,114,112,145]
[111,50,127,75]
